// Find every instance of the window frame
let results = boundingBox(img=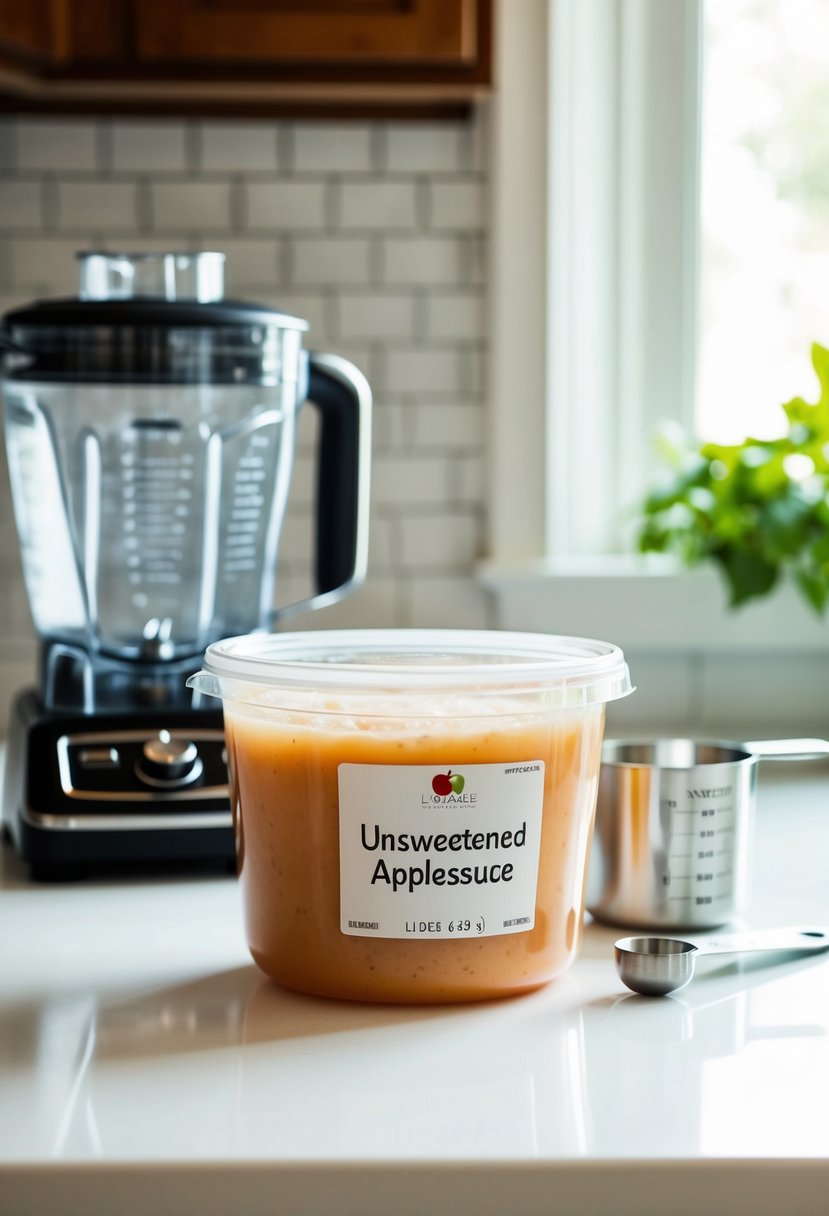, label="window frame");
[481,0,822,653]
[487,0,701,560]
